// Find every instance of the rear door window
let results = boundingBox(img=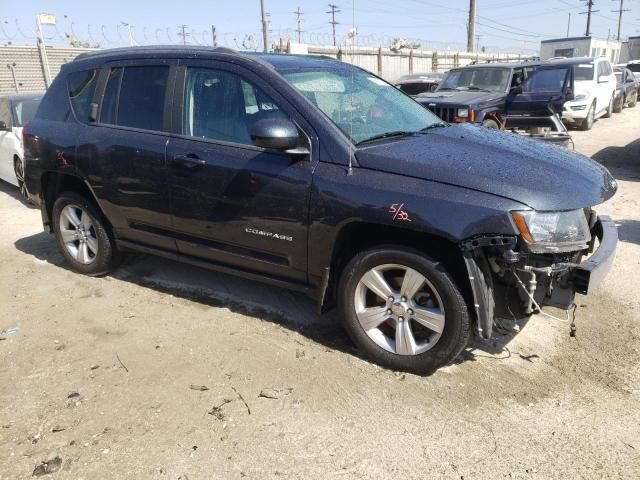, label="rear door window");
[100,65,169,131]
[68,69,99,124]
